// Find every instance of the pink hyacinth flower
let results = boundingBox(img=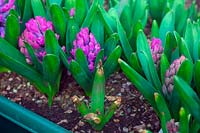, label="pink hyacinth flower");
[70,27,101,71]
[18,16,59,64]
[0,0,15,38]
